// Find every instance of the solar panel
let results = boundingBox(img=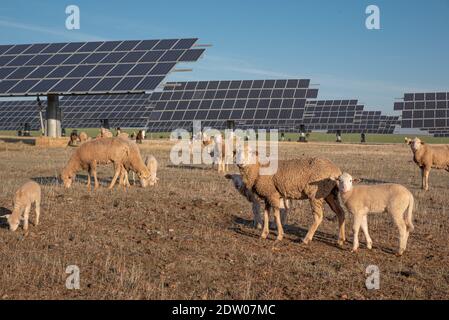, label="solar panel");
[146,79,318,132]
[0,39,205,96]
[394,92,449,136]
[0,99,43,130]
